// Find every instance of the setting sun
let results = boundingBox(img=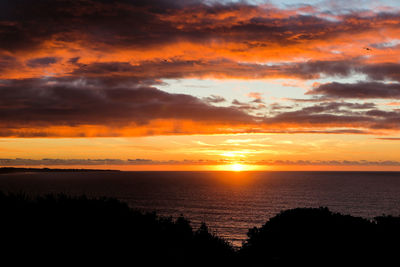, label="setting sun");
[213,163,263,171]
[231,163,244,172]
